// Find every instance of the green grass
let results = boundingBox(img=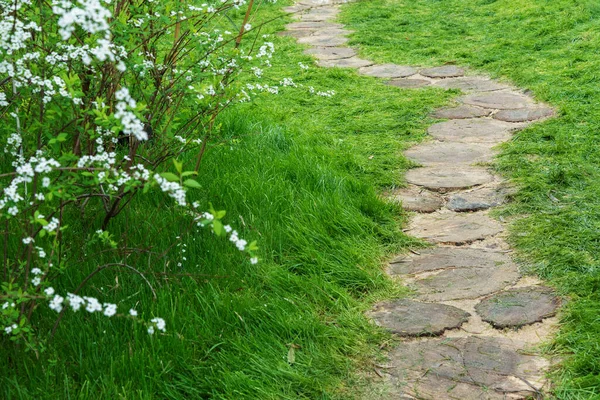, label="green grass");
[341,0,600,397]
[0,4,453,398]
